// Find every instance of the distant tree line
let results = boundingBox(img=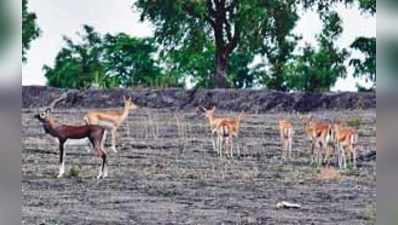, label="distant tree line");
[22,0,375,91]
